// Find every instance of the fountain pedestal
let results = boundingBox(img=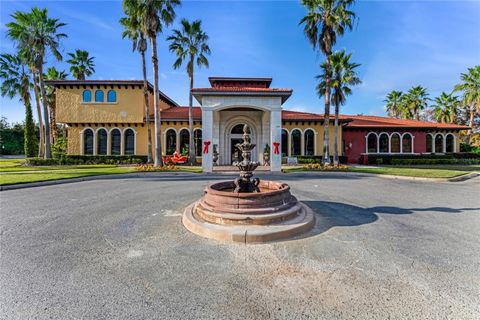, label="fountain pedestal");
[182,125,315,243]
